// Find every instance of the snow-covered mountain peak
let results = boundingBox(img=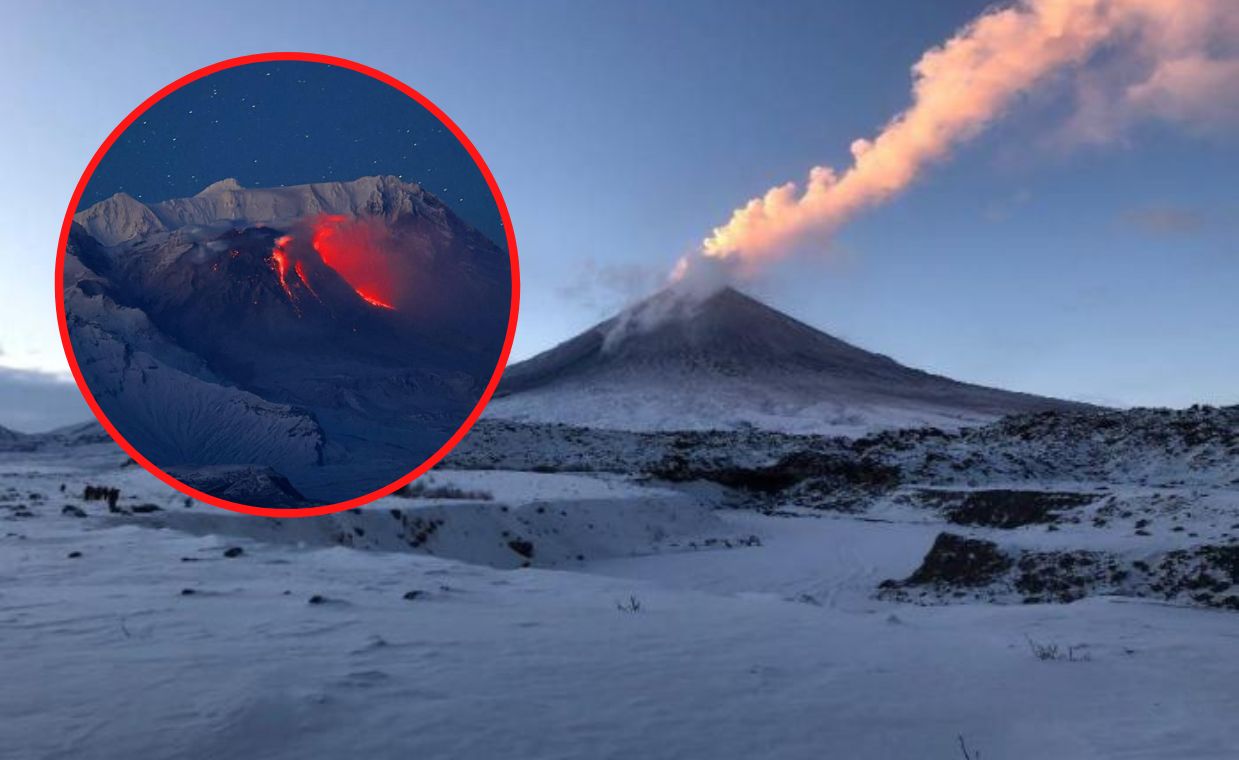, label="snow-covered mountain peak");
[73,191,167,246]
[195,178,244,195]
[73,176,443,245]
[600,286,886,364]
[148,175,437,231]
[489,286,1095,435]
[507,285,916,384]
